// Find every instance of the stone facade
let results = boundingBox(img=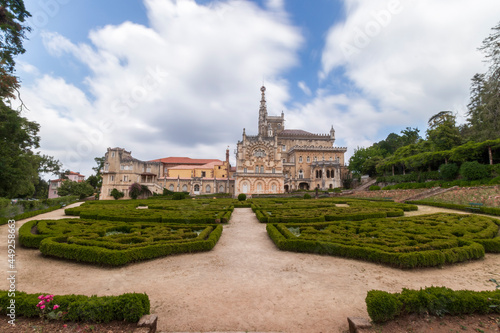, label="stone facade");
[235,86,347,195]
[100,148,234,200]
